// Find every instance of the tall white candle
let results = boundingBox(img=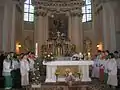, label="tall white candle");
[35,43,38,57]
